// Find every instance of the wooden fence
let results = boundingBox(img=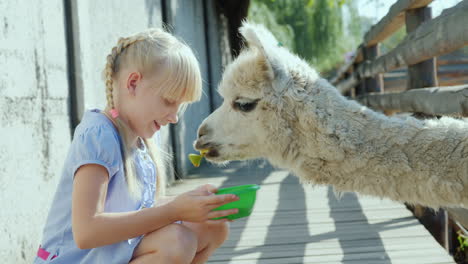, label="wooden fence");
[330,0,468,258]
